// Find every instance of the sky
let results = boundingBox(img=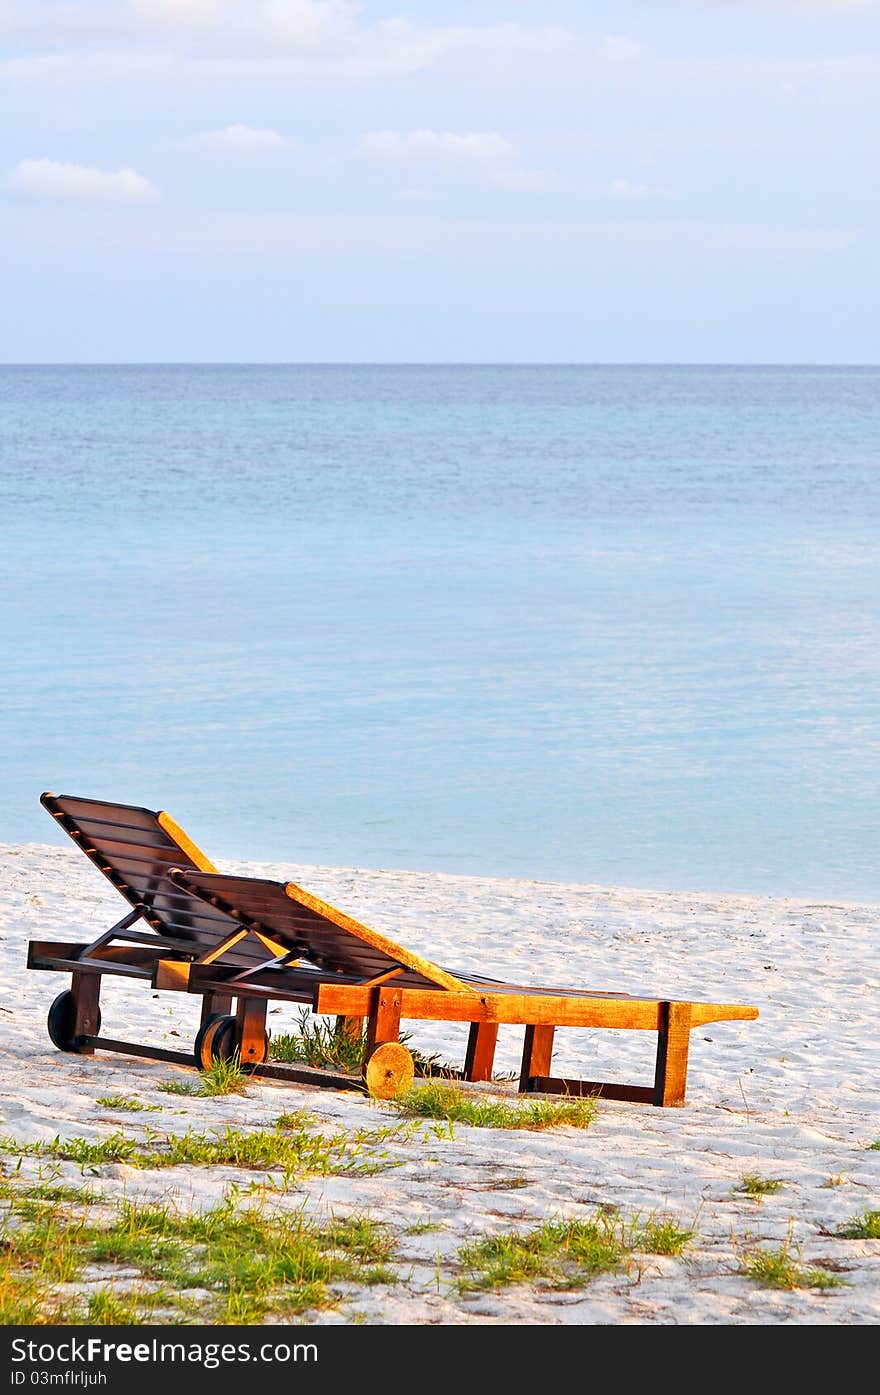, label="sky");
[1,1,878,363]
